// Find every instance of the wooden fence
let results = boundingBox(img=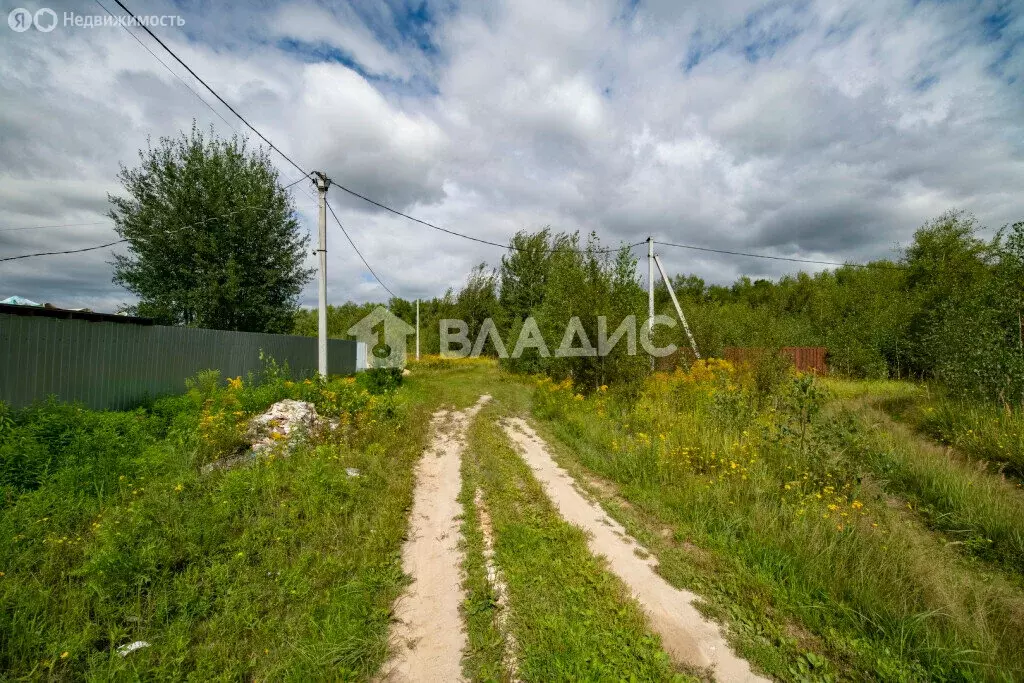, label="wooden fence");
[0,306,359,410]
